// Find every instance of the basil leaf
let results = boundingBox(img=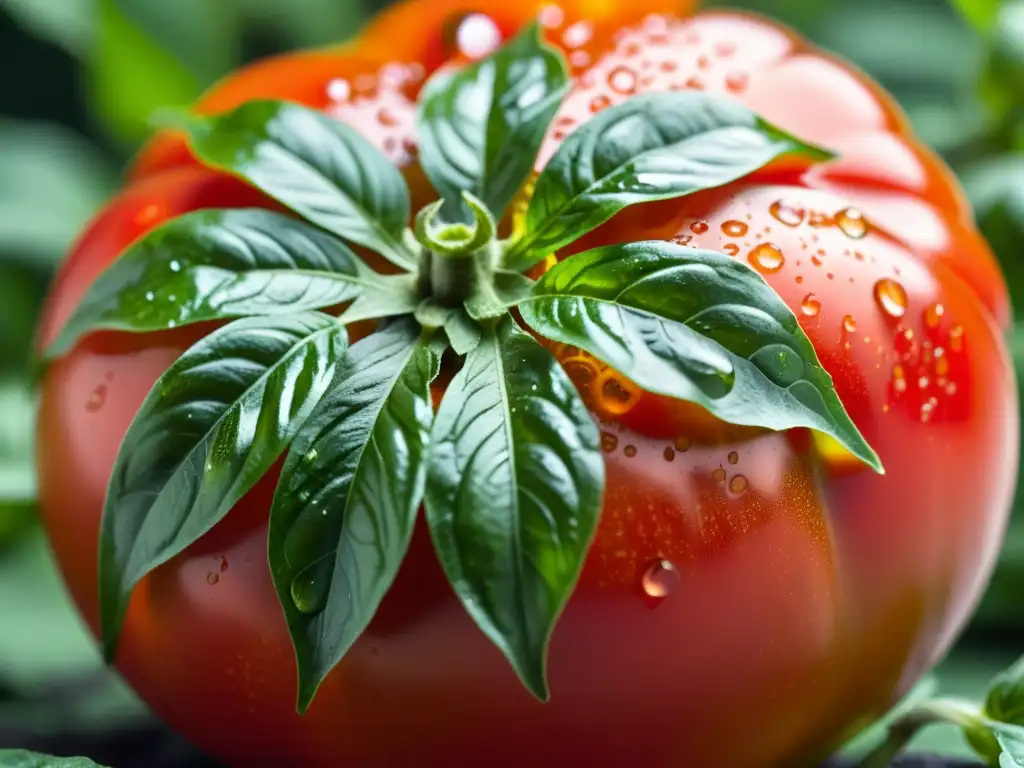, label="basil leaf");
[987,656,1024,725]
[518,241,882,472]
[337,274,421,325]
[48,208,384,358]
[425,316,603,699]
[181,101,416,270]
[99,312,346,659]
[504,92,832,271]
[417,22,568,220]
[0,752,106,768]
[268,320,439,711]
